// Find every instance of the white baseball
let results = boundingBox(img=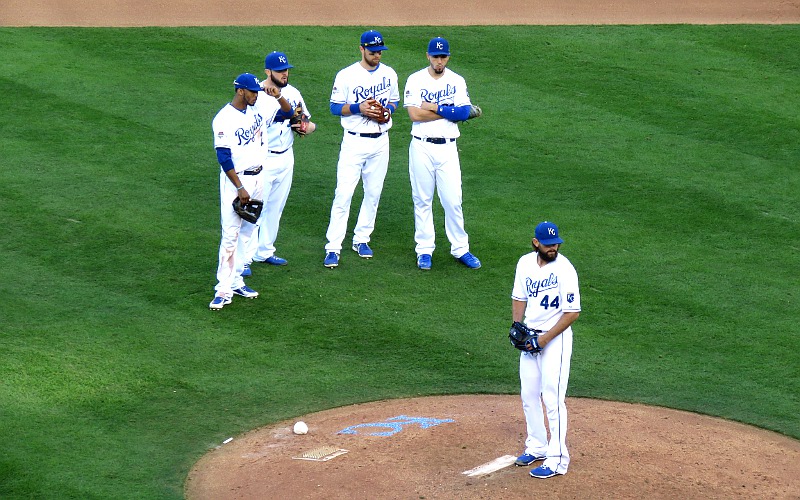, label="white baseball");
[293,421,308,435]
